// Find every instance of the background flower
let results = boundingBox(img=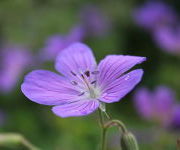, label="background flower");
[80,5,110,37]
[39,25,85,61]
[134,86,180,128]
[0,44,32,93]
[133,1,176,31]
[153,26,180,55]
